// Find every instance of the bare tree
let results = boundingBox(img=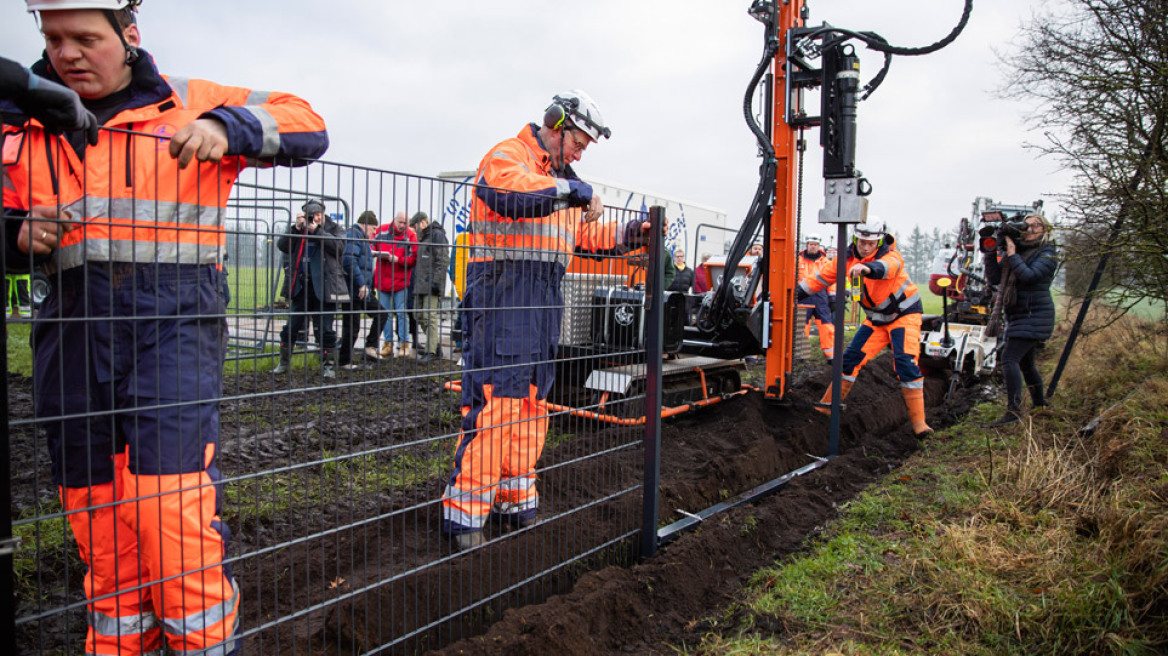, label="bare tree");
[1002,0,1168,326]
